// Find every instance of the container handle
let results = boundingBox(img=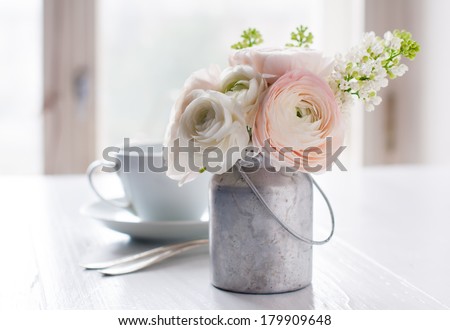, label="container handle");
[236,161,335,245]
